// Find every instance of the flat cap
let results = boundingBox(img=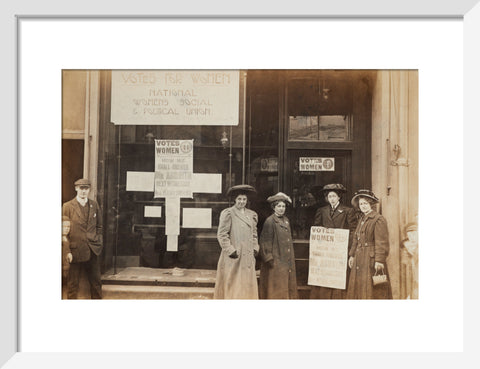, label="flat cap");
[267,192,292,204]
[74,178,91,187]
